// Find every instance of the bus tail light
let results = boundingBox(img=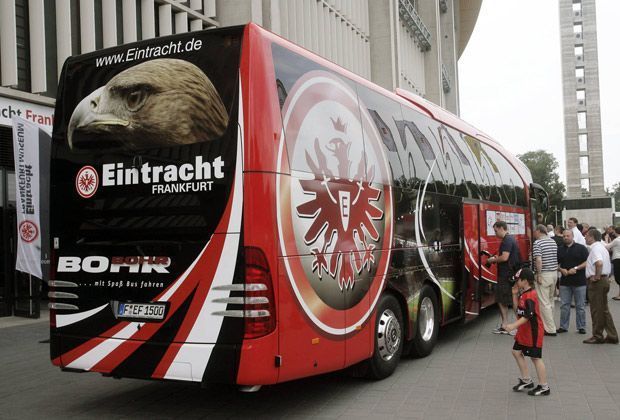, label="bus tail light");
[243,247,275,339]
